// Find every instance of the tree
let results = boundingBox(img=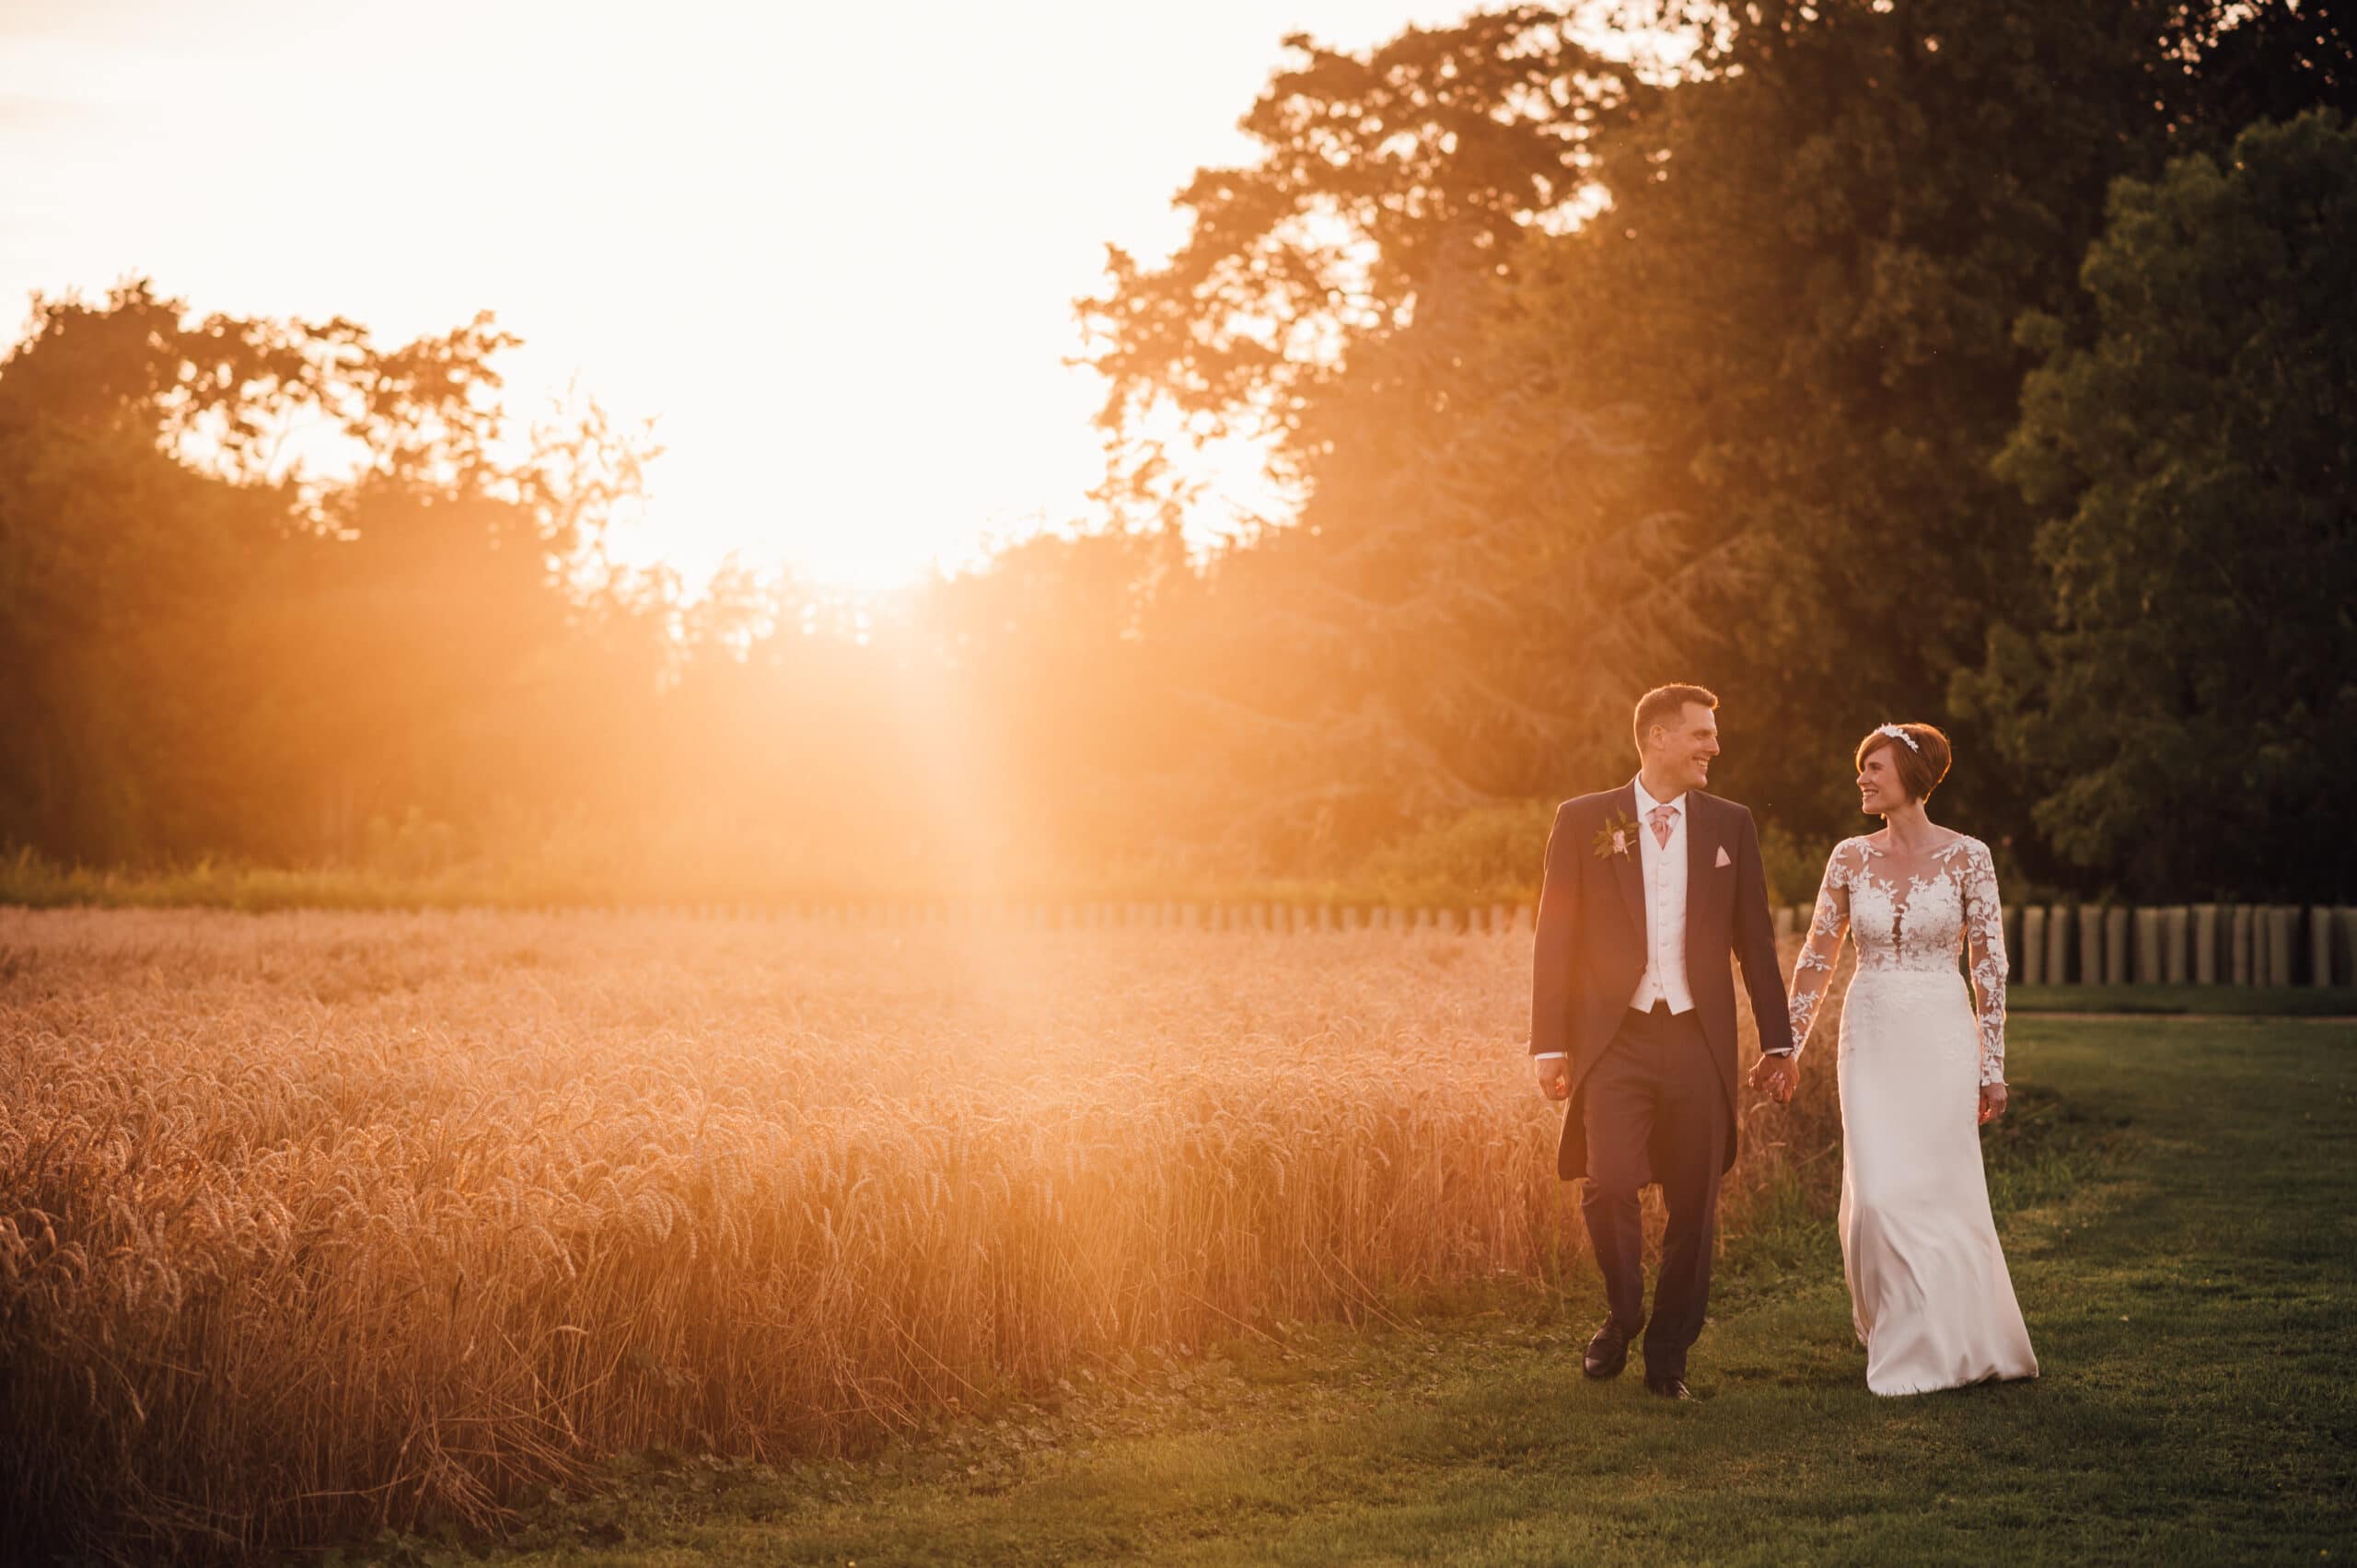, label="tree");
[1962,110,2357,900]
[1072,0,2357,885]
[1067,6,1718,872]
[1492,0,2247,853]
[0,280,658,865]
[1074,5,1670,525]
